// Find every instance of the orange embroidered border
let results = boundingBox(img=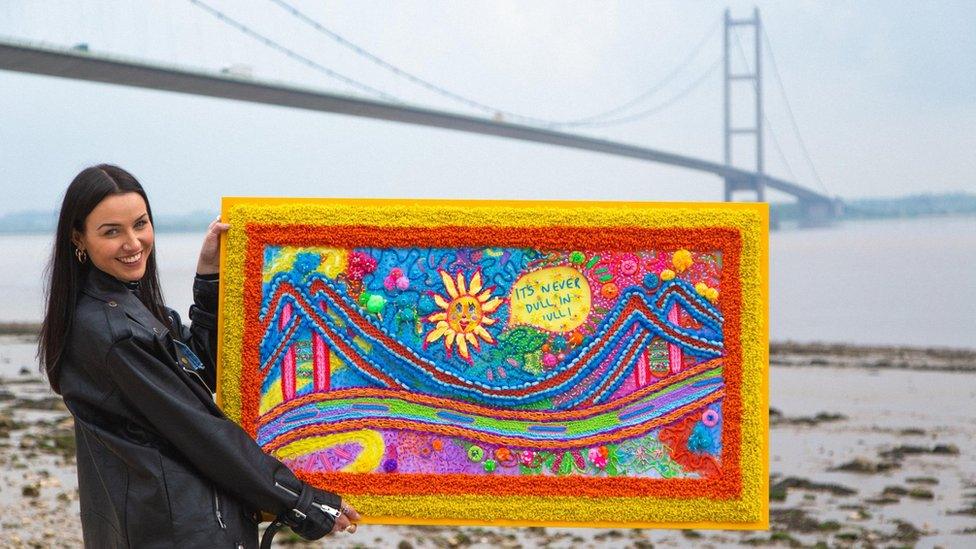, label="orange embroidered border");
[237,224,744,500]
